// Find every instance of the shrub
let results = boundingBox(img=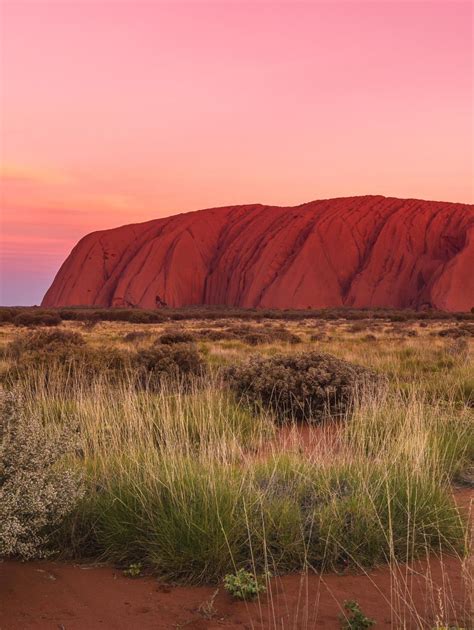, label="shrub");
[194,325,301,345]
[158,330,195,345]
[340,600,375,629]
[124,310,164,324]
[8,328,85,359]
[347,322,368,333]
[6,333,205,391]
[242,326,301,345]
[310,332,328,342]
[13,310,61,327]
[123,331,151,343]
[123,562,143,578]
[7,342,132,386]
[195,328,237,342]
[136,343,205,388]
[60,309,102,323]
[224,569,266,600]
[59,308,166,324]
[0,308,21,324]
[225,352,376,423]
[0,391,83,559]
[363,334,377,342]
[437,325,474,338]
